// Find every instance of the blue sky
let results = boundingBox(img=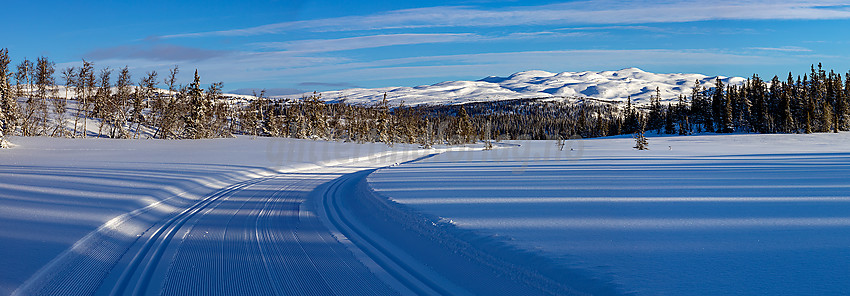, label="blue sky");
[4,0,850,94]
